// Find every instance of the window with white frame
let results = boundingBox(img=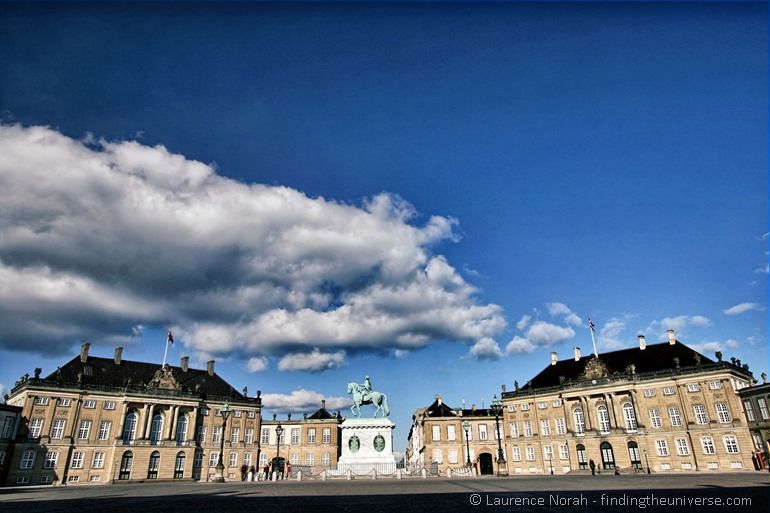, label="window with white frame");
[193,451,203,469]
[508,404,516,413]
[708,381,722,390]
[233,411,242,418]
[51,419,66,439]
[662,386,675,396]
[552,399,562,407]
[247,411,256,419]
[520,403,530,411]
[123,412,137,442]
[78,420,91,440]
[538,401,547,410]
[29,418,43,438]
[543,445,553,461]
[230,427,240,444]
[244,453,252,467]
[92,451,105,469]
[67,475,79,483]
[540,419,550,436]
[744,401,756,422]
[322,452,331,467]
[573,408,585,434]
[512,446,521,461]
[261,428,270,445]
[259,453,267,467]
[44,451,58,469]
[84,400,96,409]
[150,414,163,444]
[448,449,458,464]
[57,398,71,407]
[198,426,207,444]
[289,452,299,465]
[757,398,769,420]
[509,422,518,438]
[675,438,690,456]
[103,401,116,410]
[34,397,49,405]
[322,427,331,444]
[752,433,763,450]
[723,435,740,454]
[277,428,285,445]
[686,383,700,392]
[644,389,656,398]
[715,403,731,423]
[306,453,315,466]
[41,475,53,483]
[291,428,300,445]
[649,409,662,428]
[228,452,237,467]
[245,428,254,444]
[622,402,637,431]
[431,425,441,441]
[71,451,84,469]
[447,425,456,441]
[597,405,611,433]
[559,444,569,460]
[479,424,488,440]
[693,404,708,424]
[16,475,30,484]
[700,436,716,455]
[209,452,218,466]
[2,417,14,439]
[176,416,188,444]
[523,420,533,437]
[307,428,316,444]
[98,421,111,440]
[655,440,669,457]
[525,446,536,461]
[555,417,566,435]
[20,450,35,469]
[668,407,682,427]
[212,426,222,443]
